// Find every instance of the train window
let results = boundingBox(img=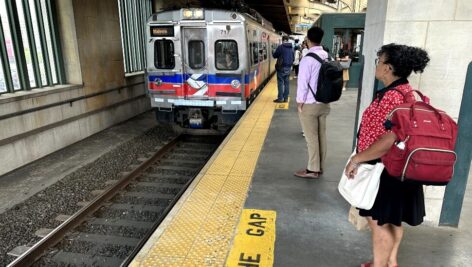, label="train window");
[258,42,264,62]
[215,40,239,70]
[262,43,268,60]
[252,42,259,65]
[249,43,254,65]
[188,40,205,69]
[272,44,277,55]
[154,40,175,69]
